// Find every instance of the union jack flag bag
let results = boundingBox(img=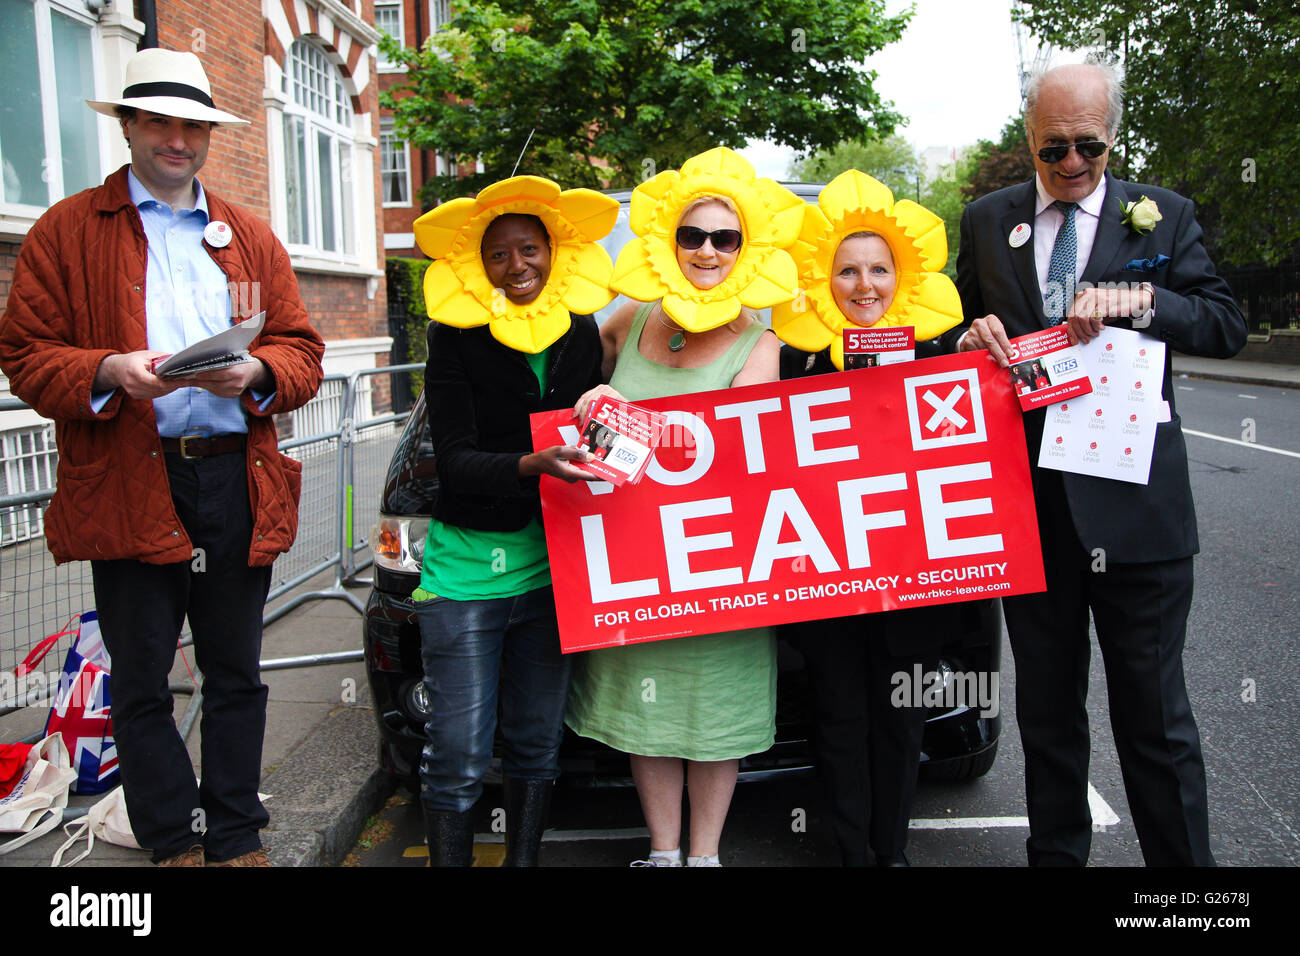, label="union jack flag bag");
[43,612,119,795]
